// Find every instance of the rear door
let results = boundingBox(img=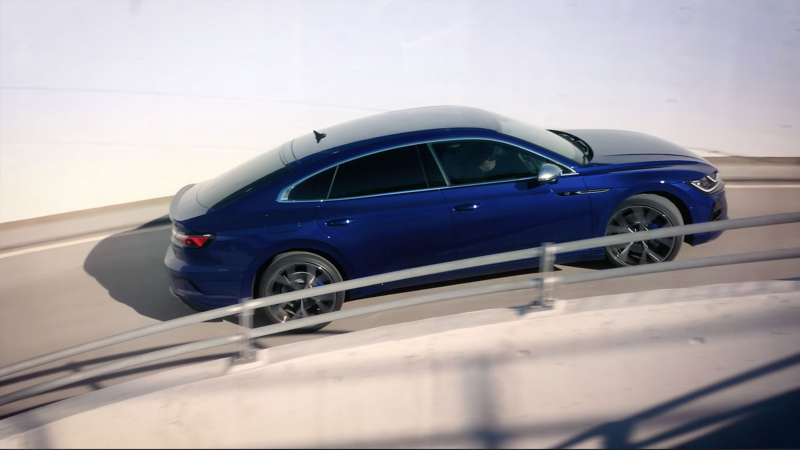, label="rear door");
[430,139,593,259]
[314,144,456,276]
